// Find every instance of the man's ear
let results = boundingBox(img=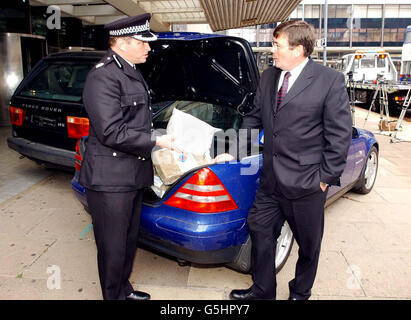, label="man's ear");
[292,45,299,57]
[294,45,304,58]
[117,38,126,51]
